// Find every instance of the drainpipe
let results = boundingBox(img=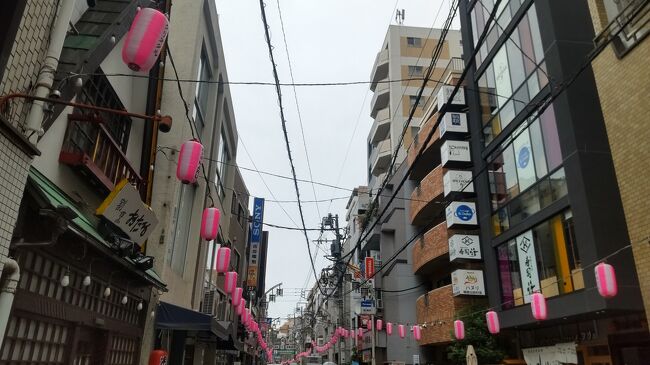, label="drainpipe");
[24,0,77,142]
[0,258,20,350]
